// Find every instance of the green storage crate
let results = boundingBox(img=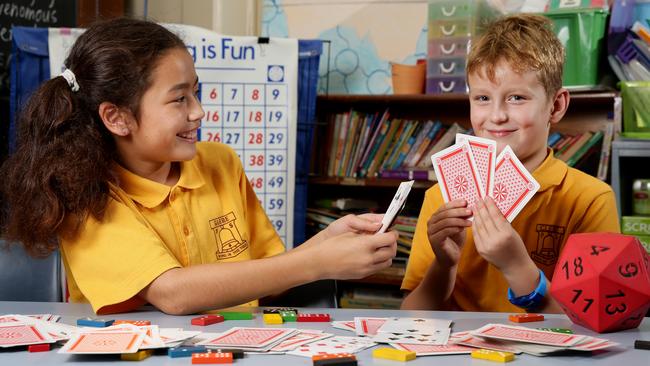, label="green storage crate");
[621,215,650,236]
[543,8,608,88]
[620,81,650,136]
